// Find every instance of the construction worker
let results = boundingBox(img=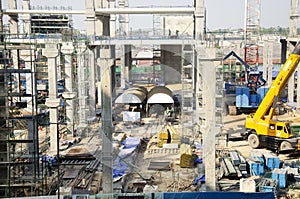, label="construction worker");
[47,158,53,176]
